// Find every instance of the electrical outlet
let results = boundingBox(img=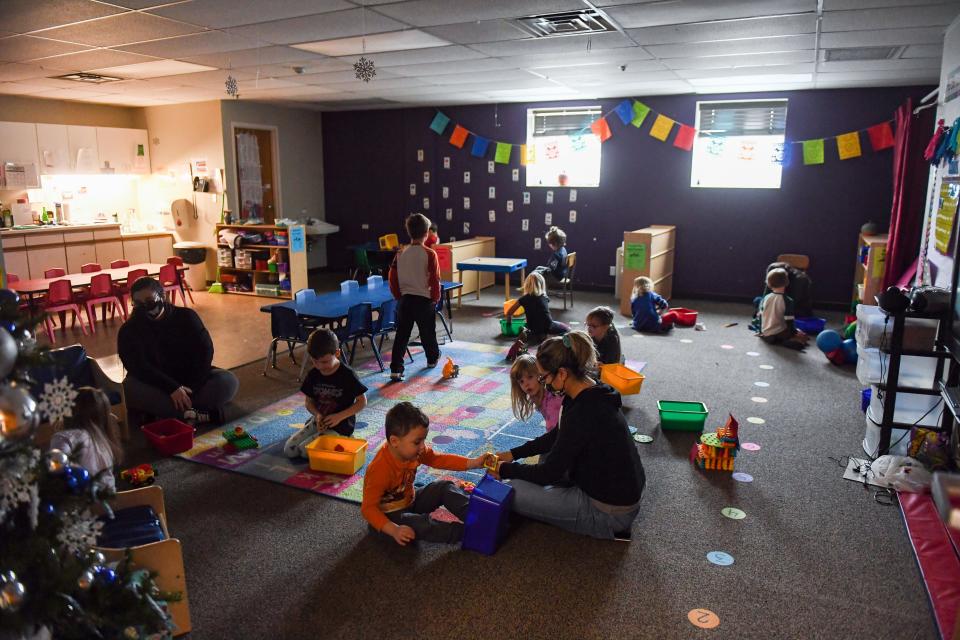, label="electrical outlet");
[361,223,369,230]
[610,266,616,276]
